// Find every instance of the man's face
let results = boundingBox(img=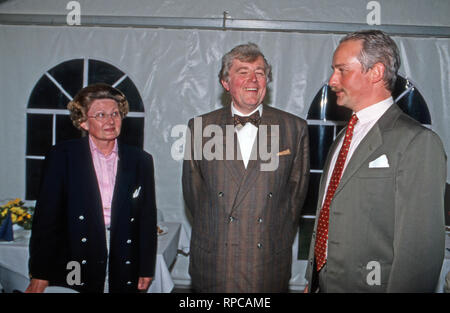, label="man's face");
[329,40,373,112]
[80,98,122,143]
[221,56,267,114]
